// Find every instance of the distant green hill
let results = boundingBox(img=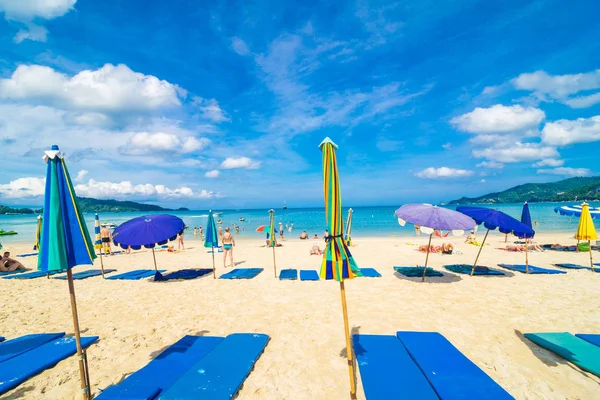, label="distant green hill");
[449,176,600,204]
[1,197,189,214]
